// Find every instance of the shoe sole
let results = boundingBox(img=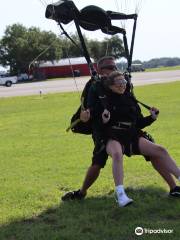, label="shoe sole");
[119,199,134,207]
[124,200,134,207]
[169,193,180,198]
